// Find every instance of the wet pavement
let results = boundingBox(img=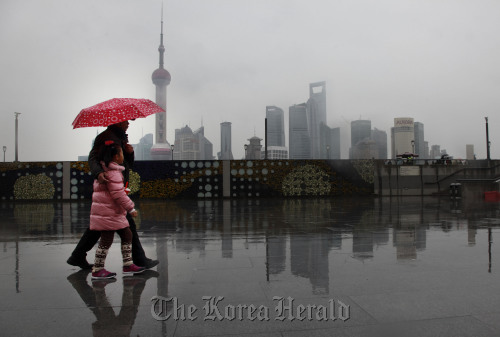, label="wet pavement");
[1,196,500,336]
